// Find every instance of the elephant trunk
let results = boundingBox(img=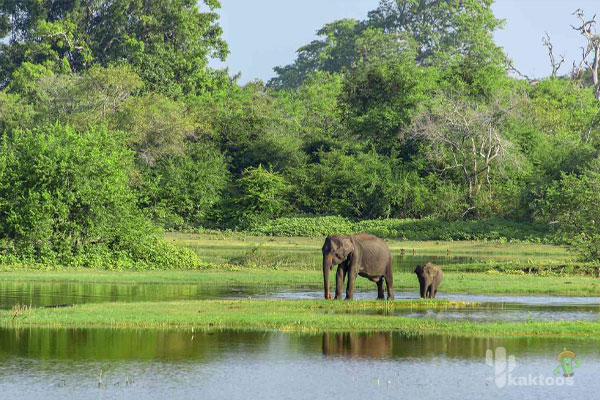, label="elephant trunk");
[323,254,332,299]
[419,277,426,298]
